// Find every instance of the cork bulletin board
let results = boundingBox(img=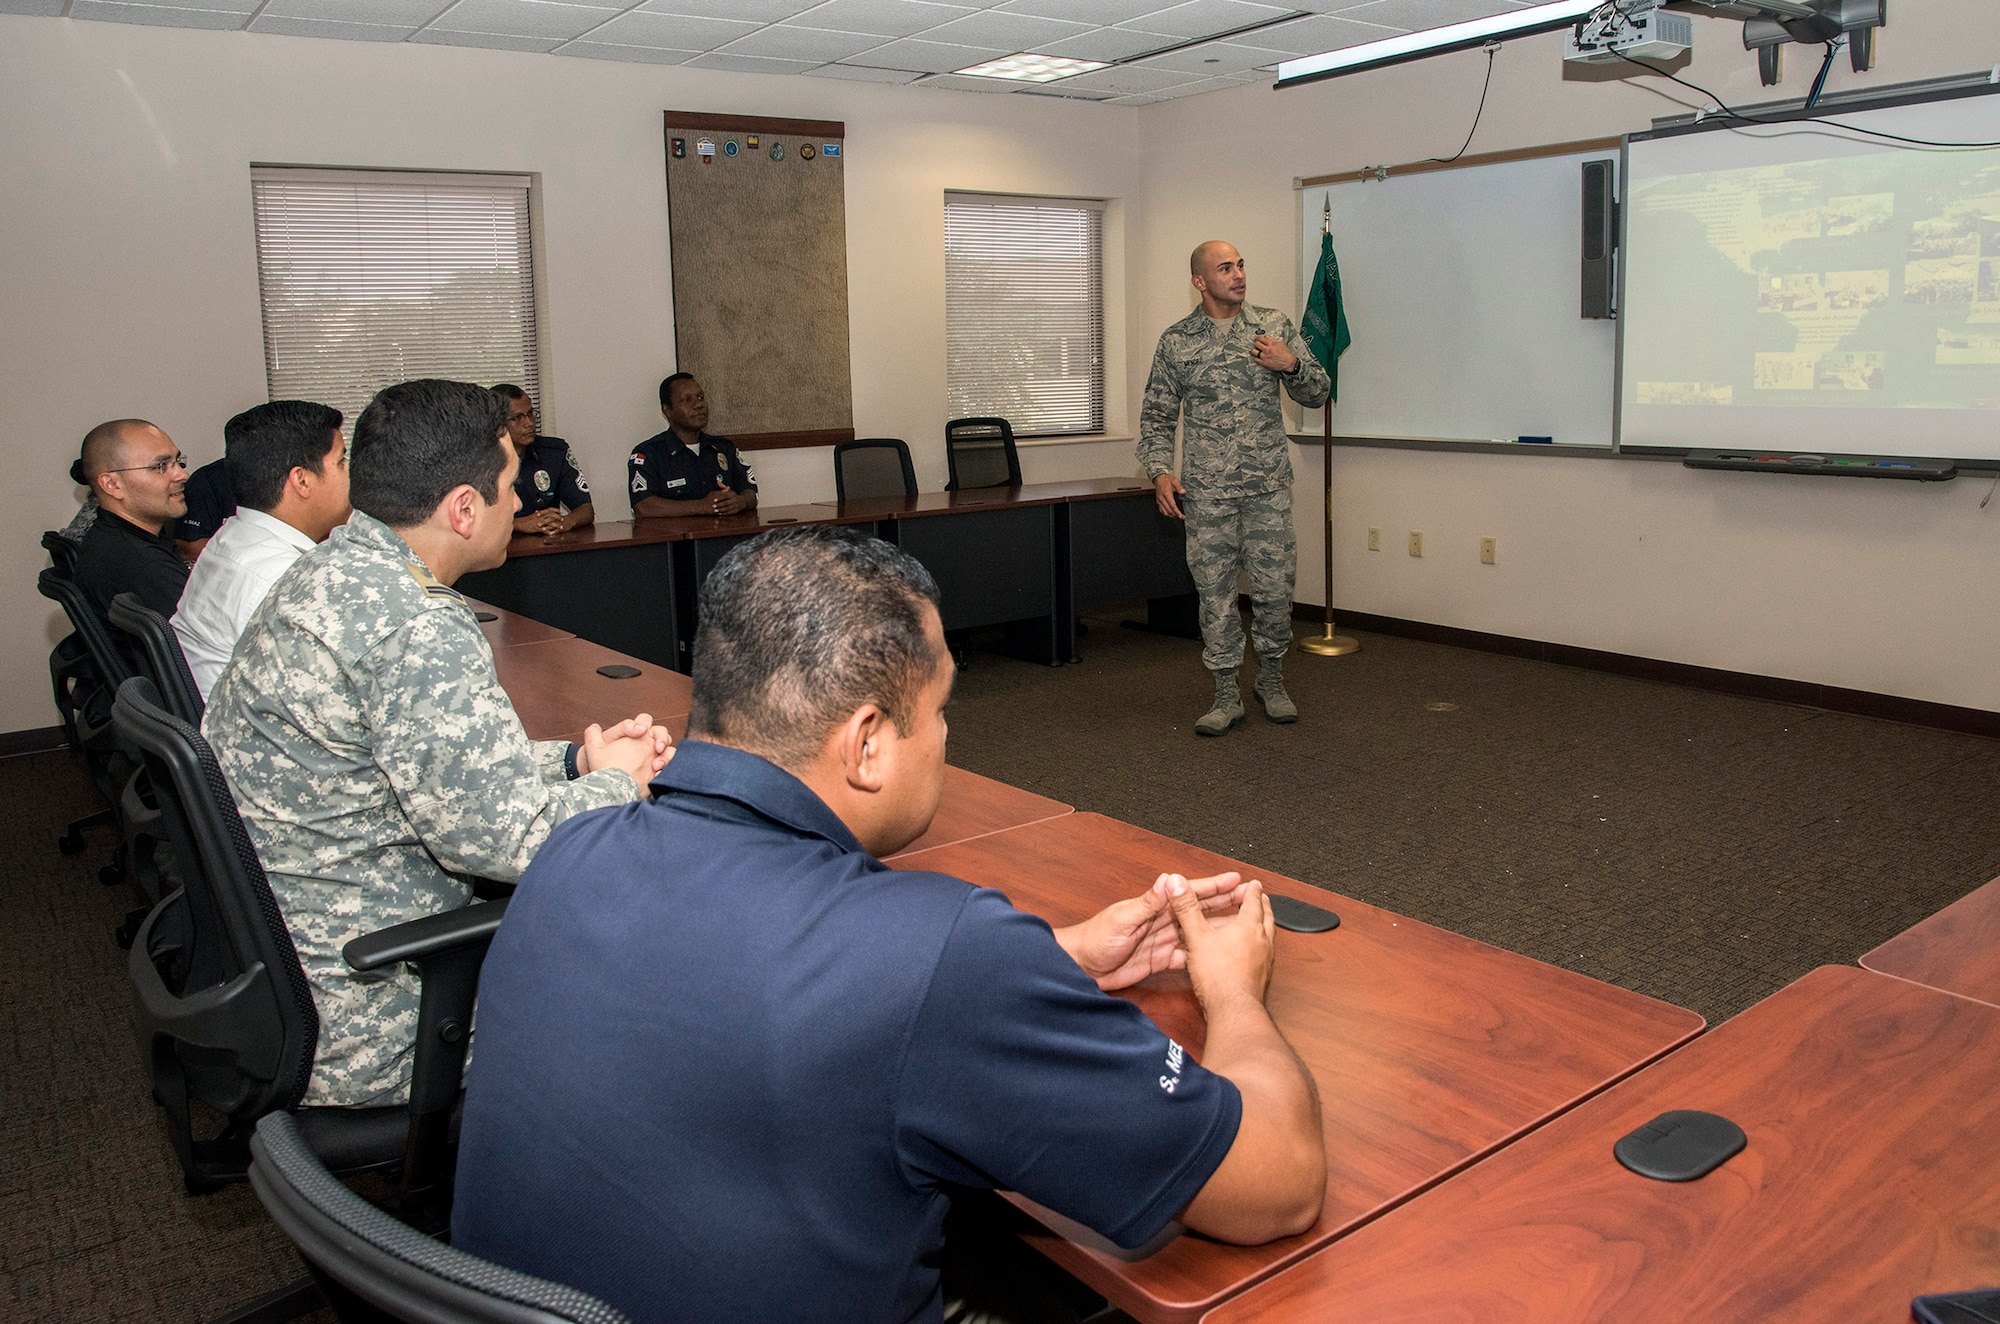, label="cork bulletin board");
[663,112,854,450]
